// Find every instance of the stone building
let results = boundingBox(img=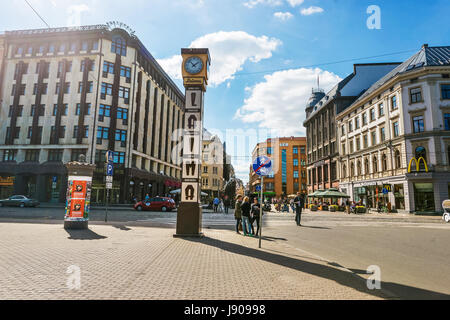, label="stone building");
[303,63,400,195]
[0,24,184,203]
[337,45,450,213]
